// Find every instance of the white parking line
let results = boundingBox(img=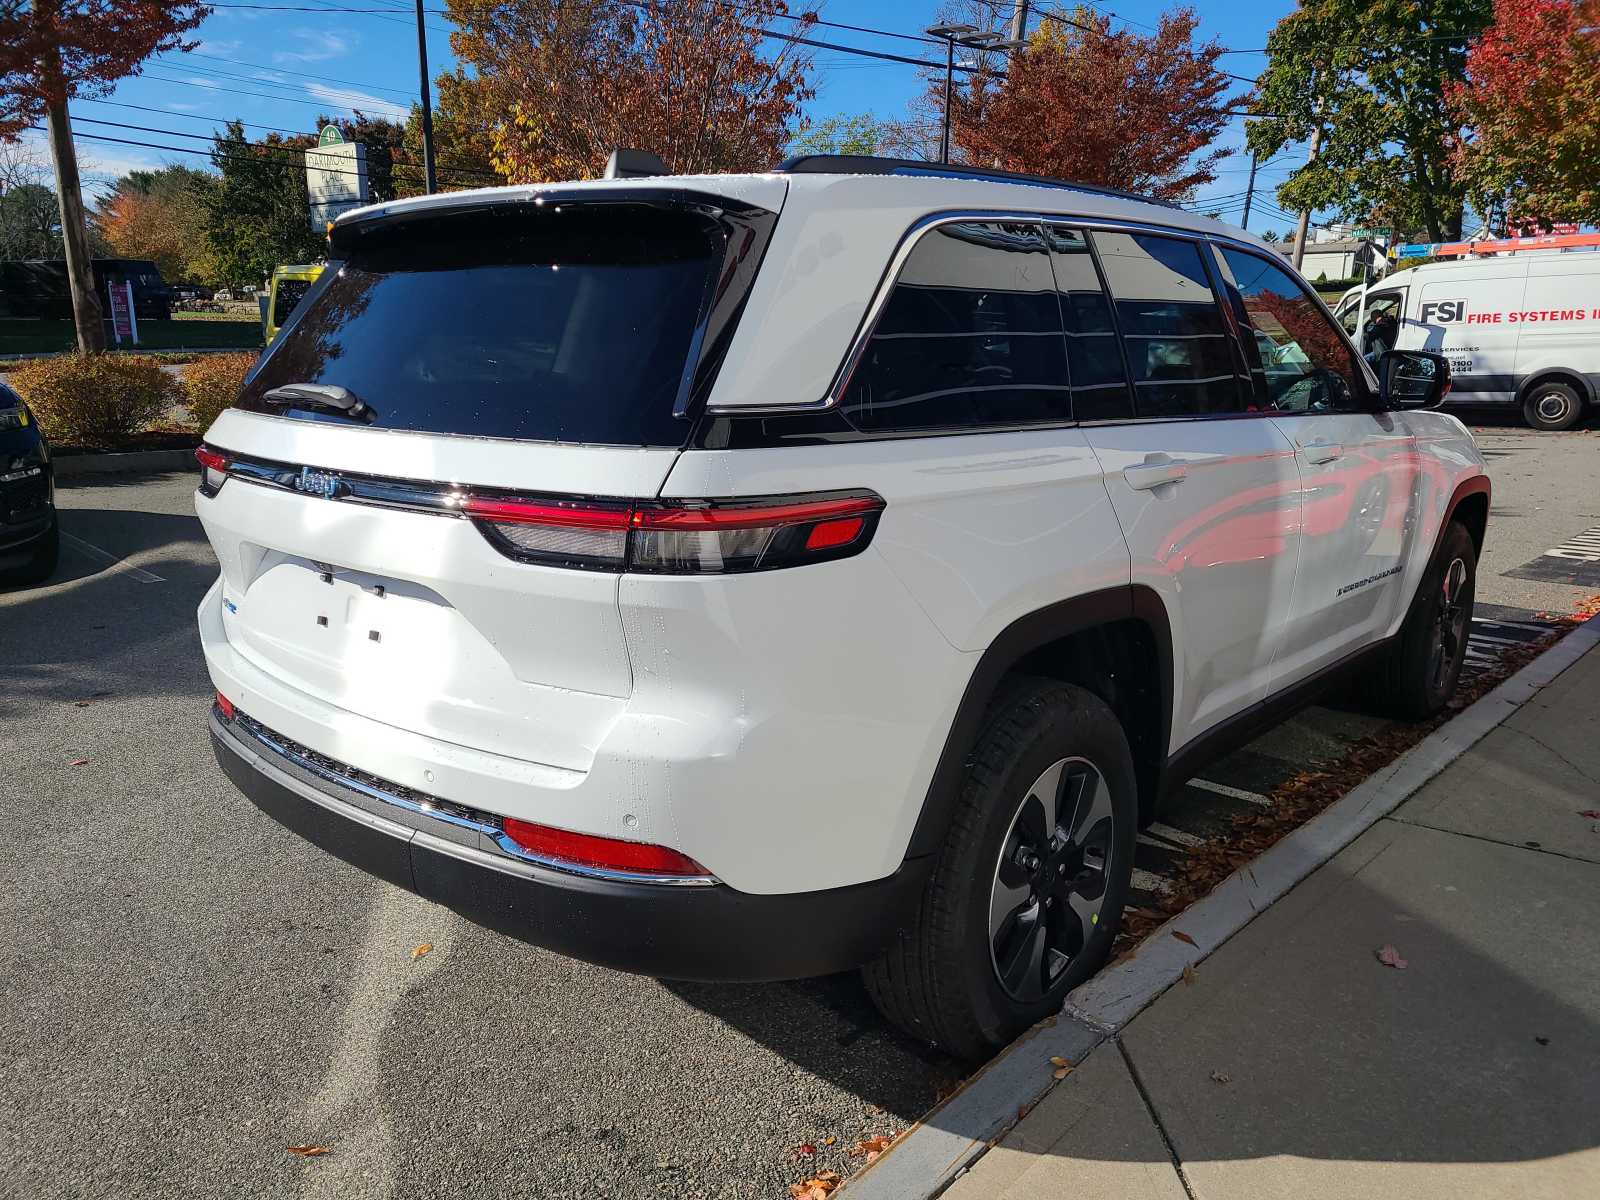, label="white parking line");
[1187,777,1271,806]
[1472,618,1551,634]
[1130,867,1167,893]
[60,532,165,583]
[1467,633,1530,648]
[1139,822,1204,849]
